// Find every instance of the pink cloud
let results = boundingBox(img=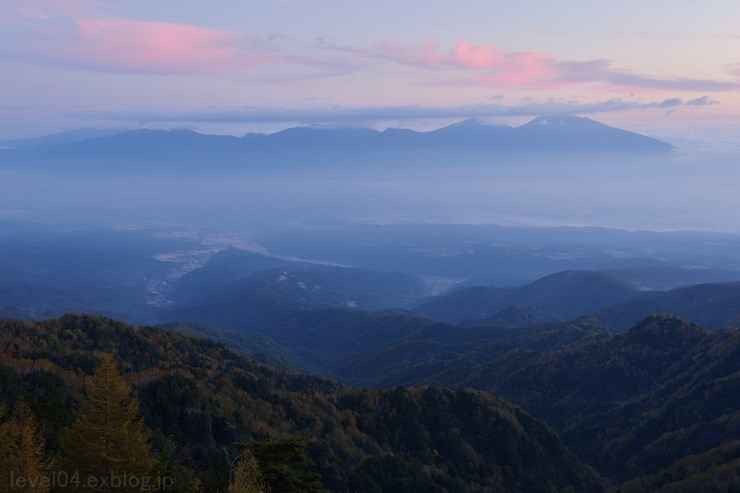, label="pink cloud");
[479,51,556,85]
[451,40,504,68]
[1,2,281,75]
[61,18,278,74]
[1,3,347,77]
[362,39,557,86]
[332,39,740,92]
